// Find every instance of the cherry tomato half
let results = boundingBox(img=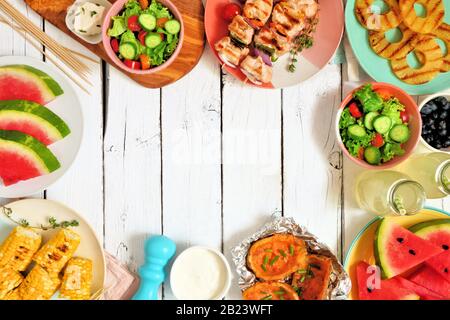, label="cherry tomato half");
[222,3,241,21]
[371,133,385,148]
[138,30,147,46]
[111,38,119,53]
[348,102,363,118]
[140,54,151,70]
[400,110,409,123]
[374,89,393,100]
[124,59,141,70]
[127,15,141,32]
